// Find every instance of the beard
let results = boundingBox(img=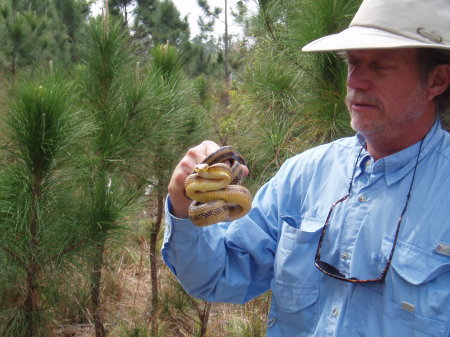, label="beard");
[346,88,427,138]
[346,90,385,136]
